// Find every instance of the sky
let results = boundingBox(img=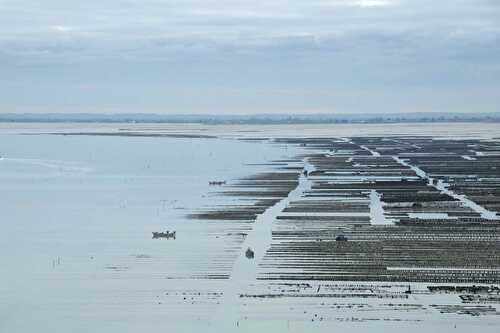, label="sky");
[1,0,499,114]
